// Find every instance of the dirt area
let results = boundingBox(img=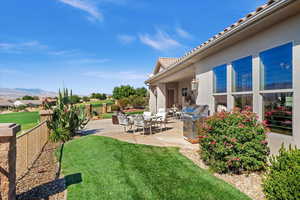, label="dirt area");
[16,142,65,200]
